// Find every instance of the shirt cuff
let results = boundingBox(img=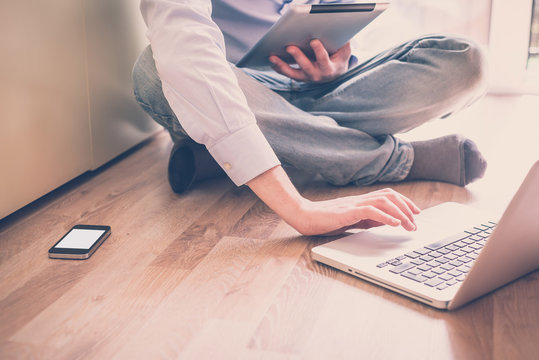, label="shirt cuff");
[207,124,281,186]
